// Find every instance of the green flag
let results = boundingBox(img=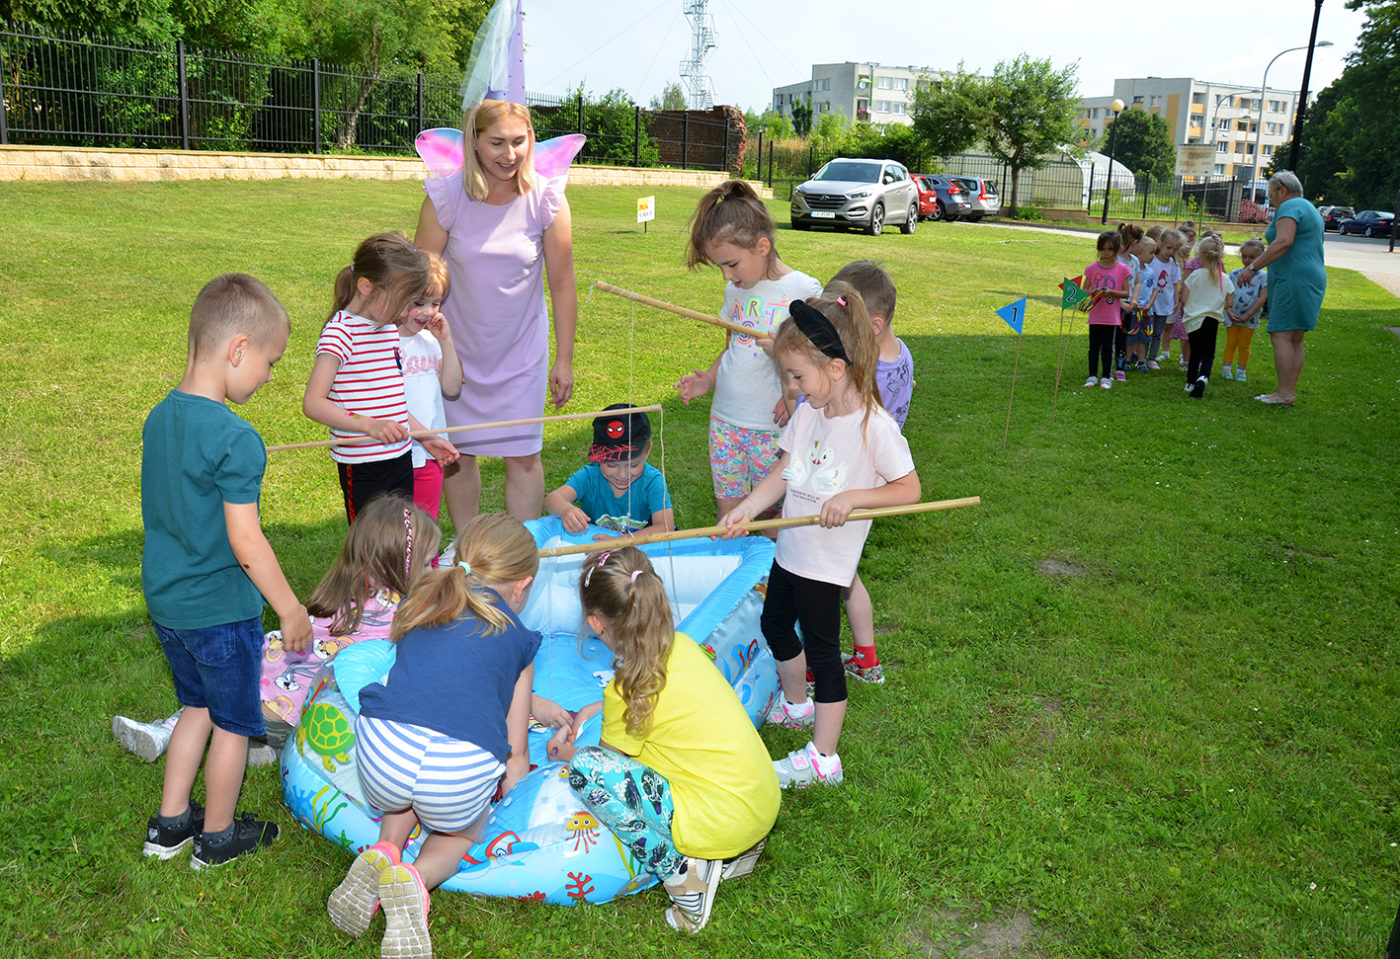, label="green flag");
[1060,278,1089,310]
